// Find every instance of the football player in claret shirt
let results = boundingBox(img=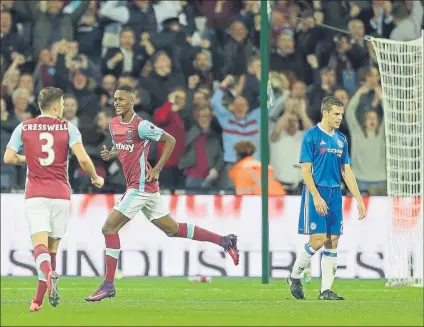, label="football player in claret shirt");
[4,87,104,312]
[287,96,366,301]
[85,84,239,302]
